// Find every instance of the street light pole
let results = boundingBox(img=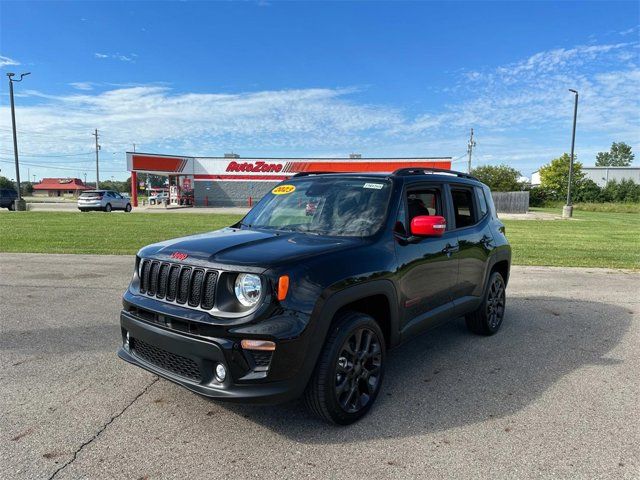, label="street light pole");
[6,71,30,210]
[563,89,579,219]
